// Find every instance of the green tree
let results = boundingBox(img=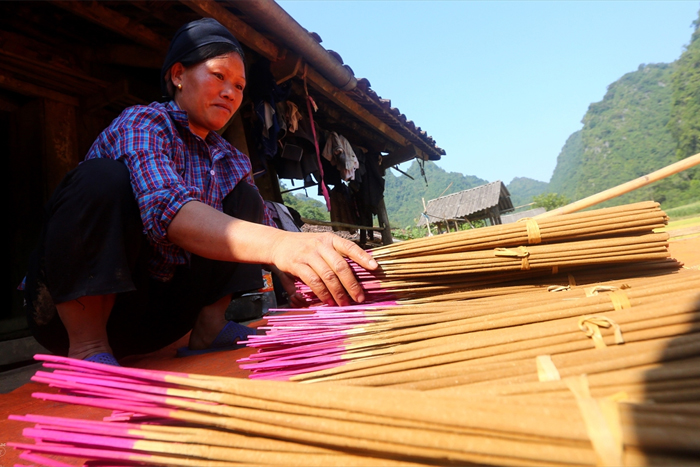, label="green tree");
[281,186,330,221]
[532,193,570,211]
